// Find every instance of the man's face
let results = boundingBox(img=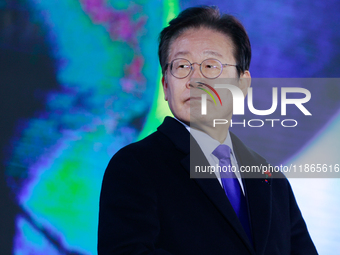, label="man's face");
[162,27,250,126]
